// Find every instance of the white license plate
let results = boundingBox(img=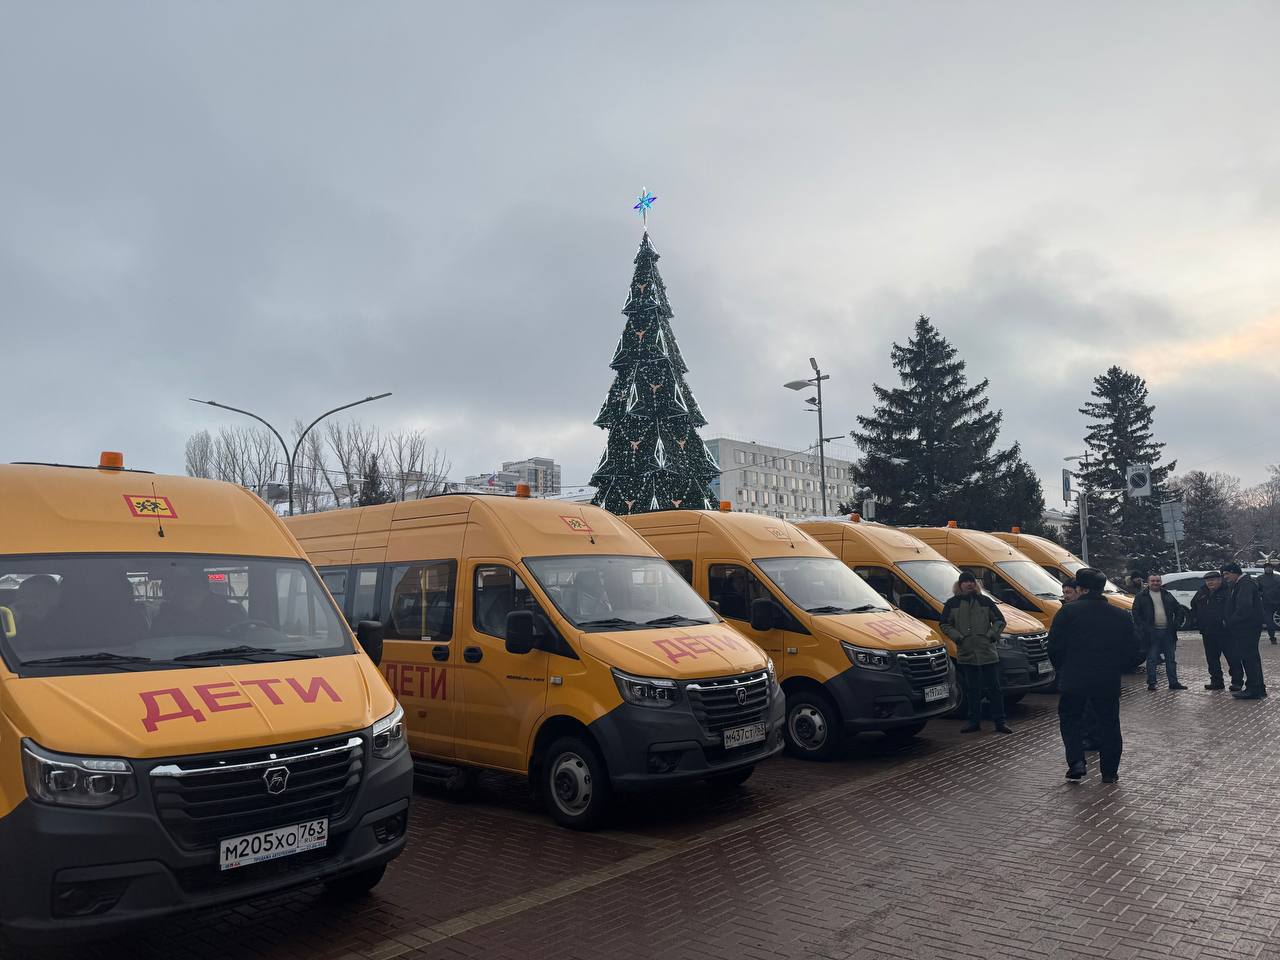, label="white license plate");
[723,722,766,749]
[219,818,328,871]
[924,683,950,703]
[1037,661,1054,675]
